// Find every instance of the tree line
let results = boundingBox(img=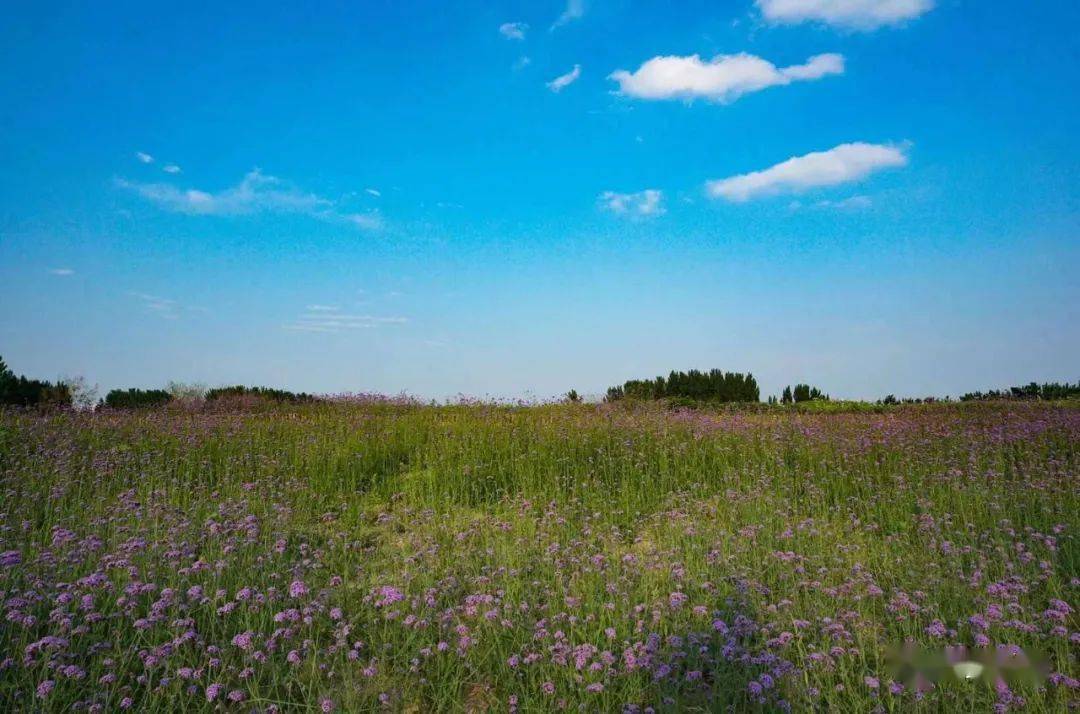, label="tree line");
[606,369,760,403]
[959,381,1080,402]
[0,356,72,407]
[102,384,317,408]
